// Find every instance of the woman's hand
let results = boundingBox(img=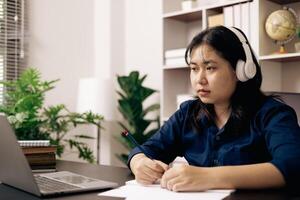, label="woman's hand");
[161,164,214,192]
[130,153,169,185]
